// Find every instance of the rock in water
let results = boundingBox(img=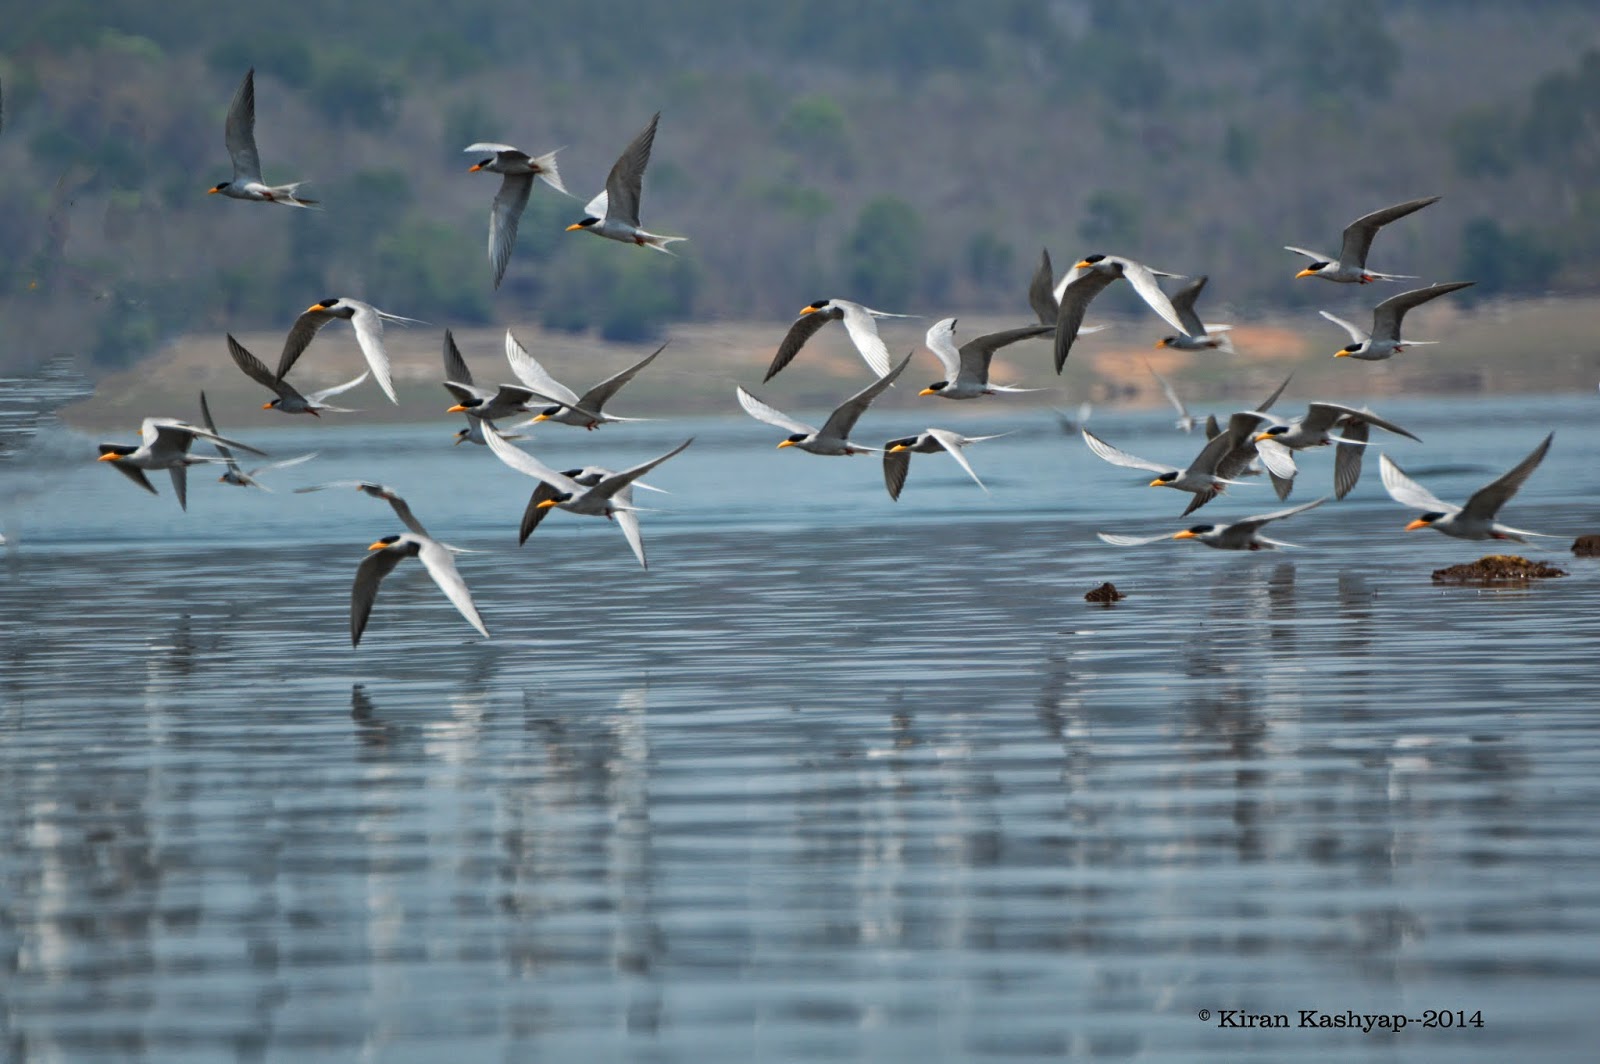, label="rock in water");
[1571,534,1600,557]
[1430,554,1567,585]
[1084,581,1125,605]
